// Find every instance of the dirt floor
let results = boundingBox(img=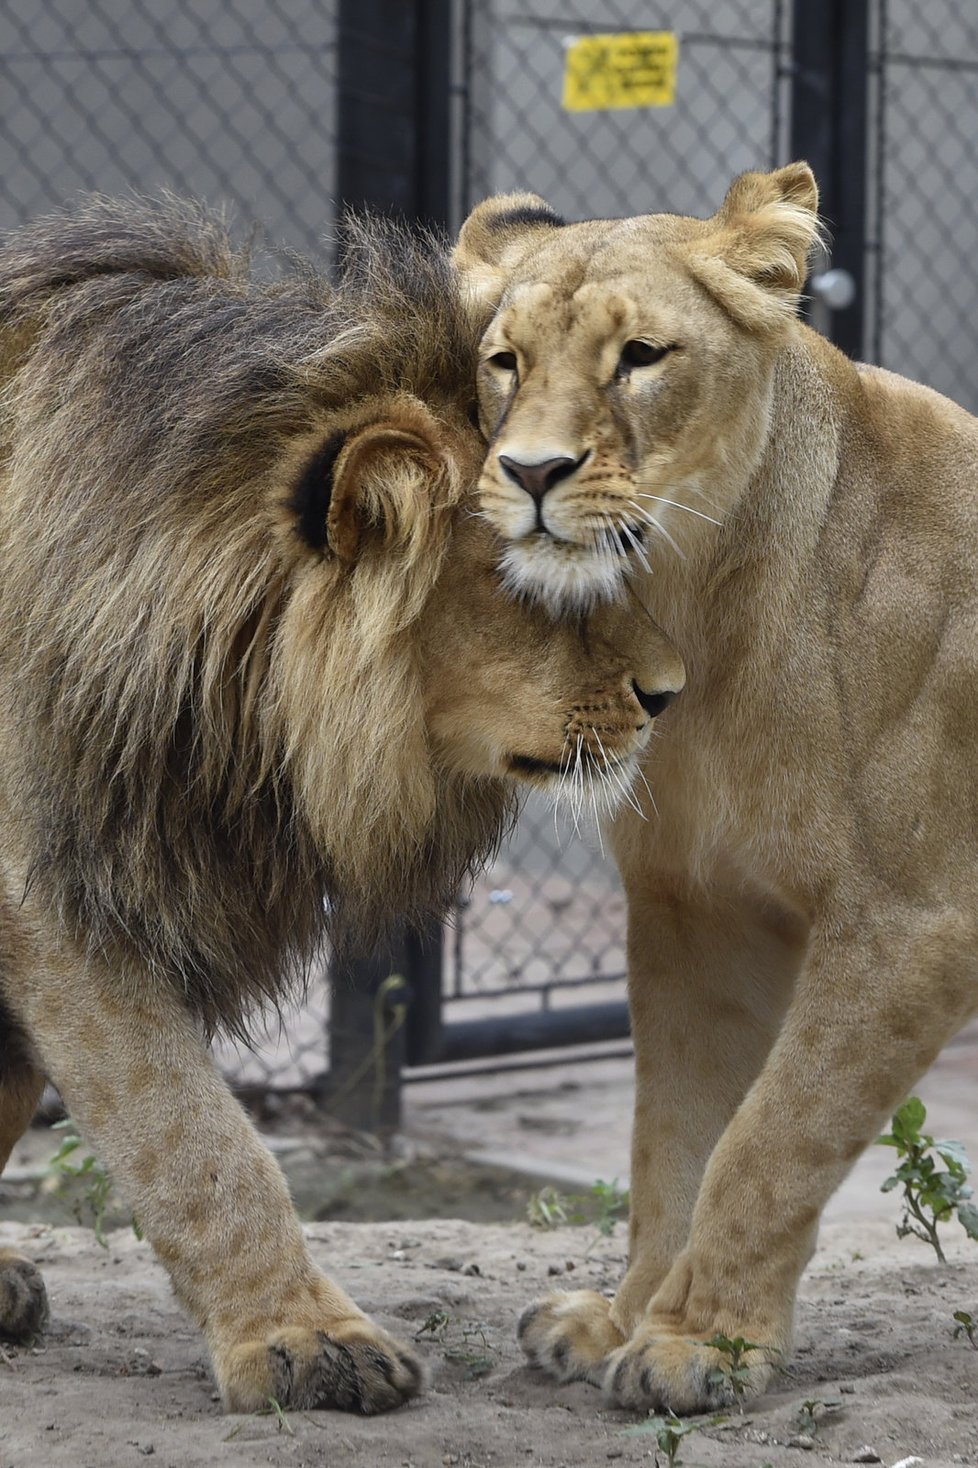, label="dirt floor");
[0,1213,976,1468]
[2,1024,976,1466]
